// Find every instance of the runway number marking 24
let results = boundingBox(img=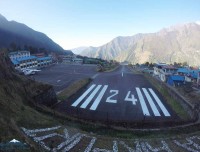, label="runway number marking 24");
[71,84,171,117]
[106,90,137,105]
